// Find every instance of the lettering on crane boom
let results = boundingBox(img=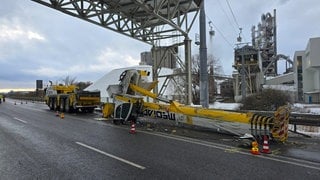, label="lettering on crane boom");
[143,109,176,121]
